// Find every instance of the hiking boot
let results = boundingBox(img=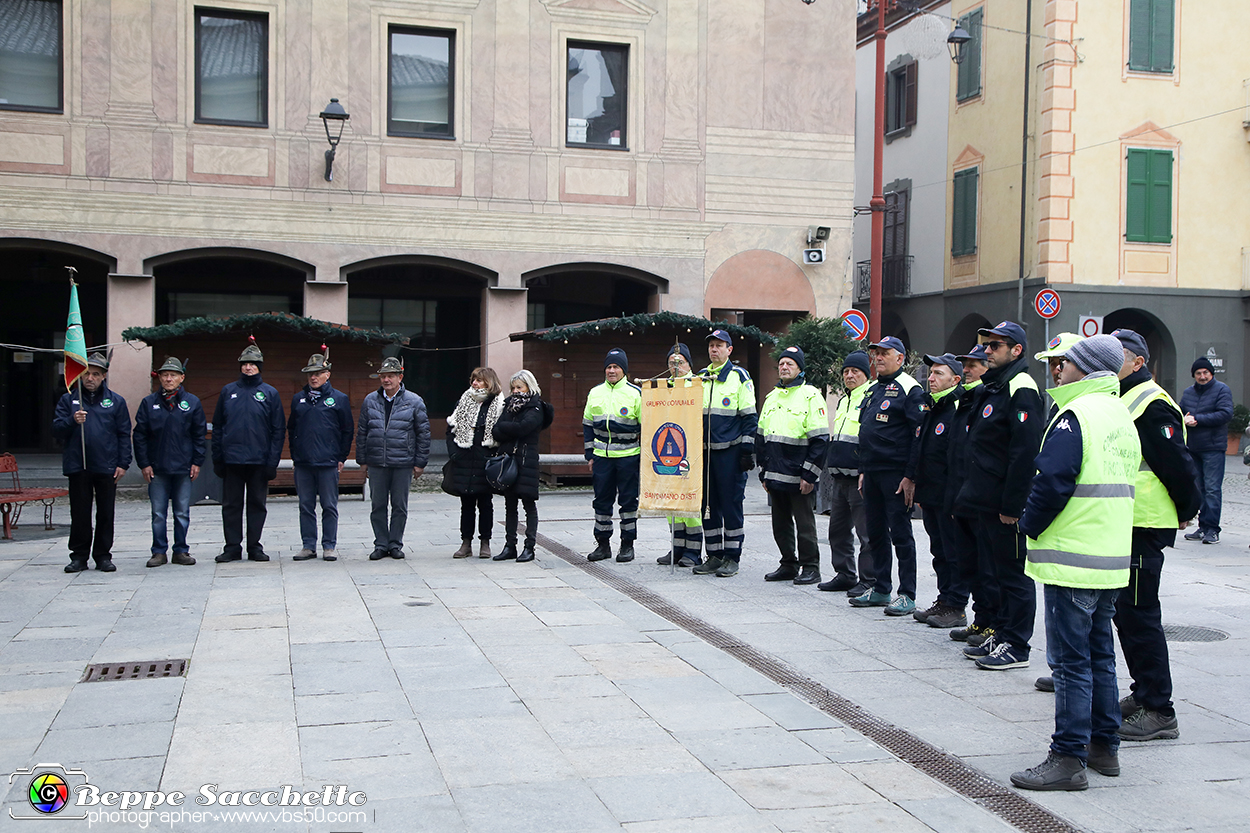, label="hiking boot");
[368,548,389,561]
[849,589,891,607]
[884,595,916,616]
[478,541,491,559]
[927,606,967,629]
[818,574,857,592]
[146,553,167,568]
[293,549,317,561]
[1086,741,1120,776]
[493,544,518,561]
[793,566,821,585]
[1118,708,1179,741]
[715,559,739,577]
[587,541,612,562]
[1183,529,1204,541]
[616,543,635,563]
[171,552,196,566]
[965,627,995,647]
[975,642,1029,670]
[963,635,997,660]
[914,600,942,623]
[1202,530,1219,544]
[1119,693,1139,718]
[452,540,473,559]
[692,557,723,575]
[321,549,336,562]
[1035,676,1055,692]
[1010,751,1088,791]
[765,565,799,582]
[64,560,88,573]
[846,581,871,598]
